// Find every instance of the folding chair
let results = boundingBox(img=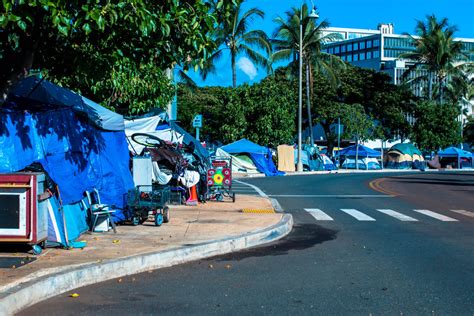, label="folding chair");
[84,189,117,233]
